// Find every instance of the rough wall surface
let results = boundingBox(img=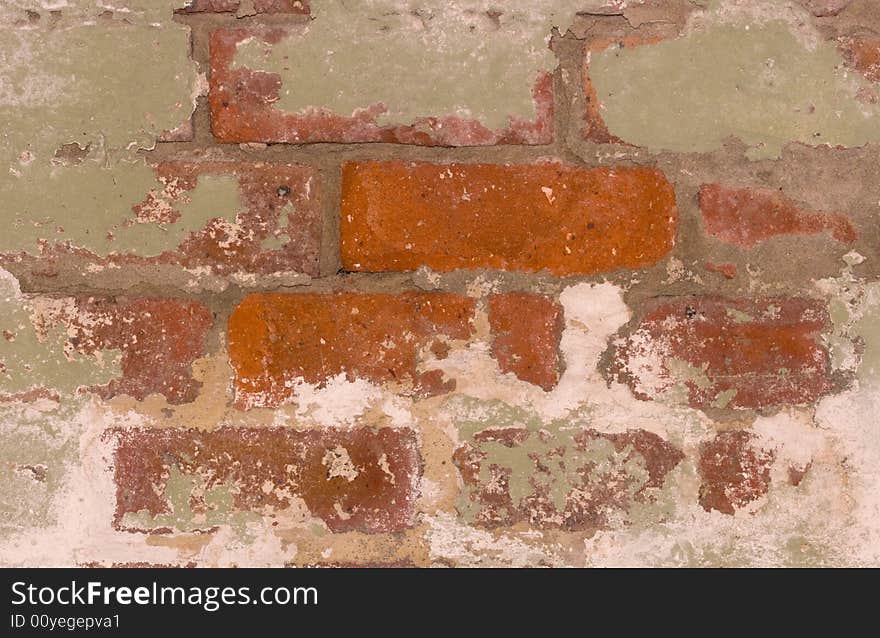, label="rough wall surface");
[1,0,879,568]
